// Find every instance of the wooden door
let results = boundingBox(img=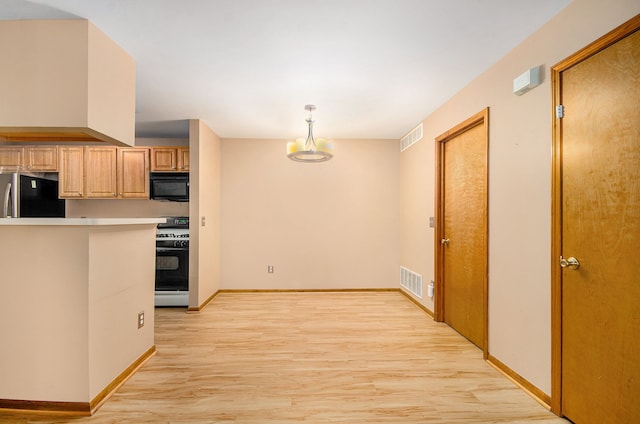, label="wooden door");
[0,146,23,168]
[551,19,640,423]
[177,147,190,171]
[85,146,117,198]
[435,109,488,352]
[58,146,85,198]
[118,147,150,199]
[25,146,58,172]
[151,147,178,171]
